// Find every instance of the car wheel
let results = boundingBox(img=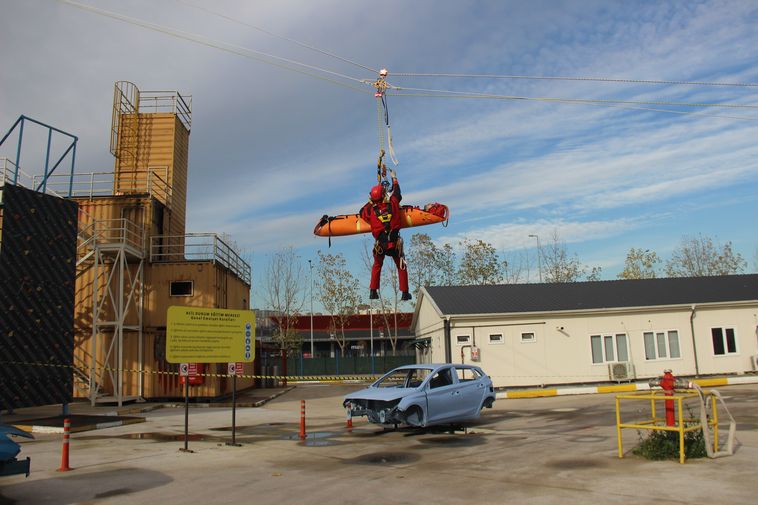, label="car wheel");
[404,406,424,427]
[481,397,494,409]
